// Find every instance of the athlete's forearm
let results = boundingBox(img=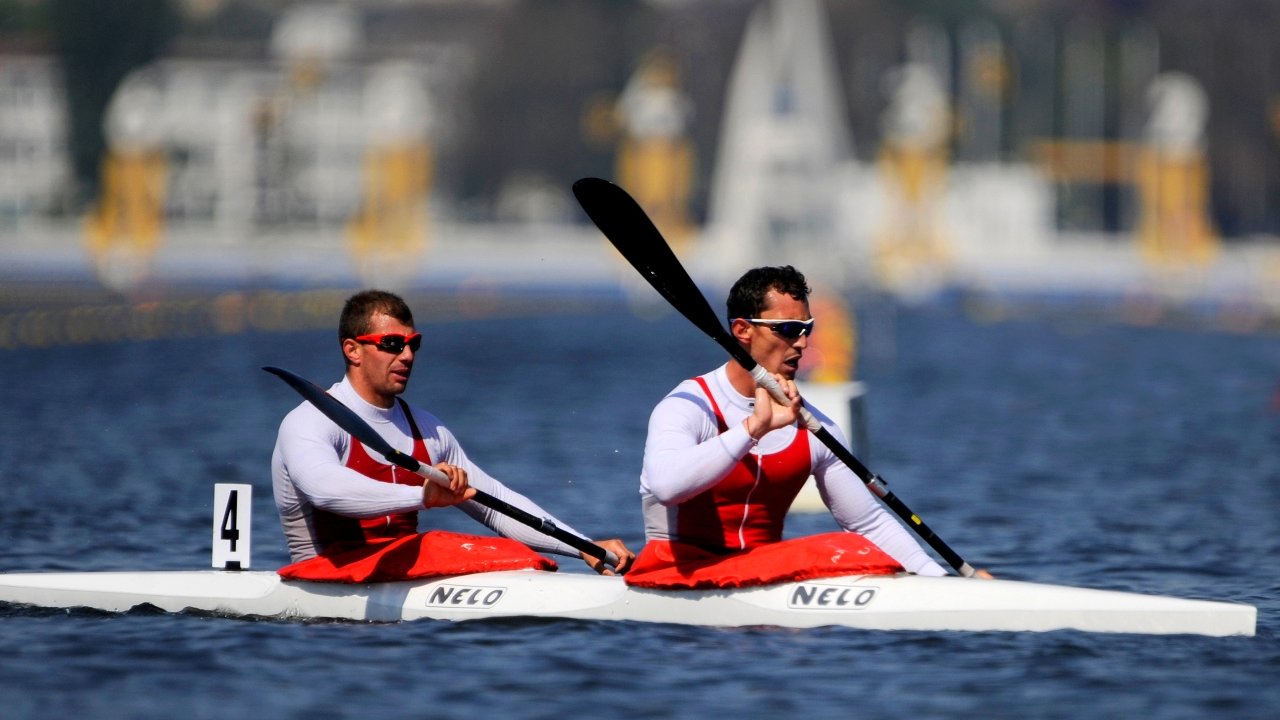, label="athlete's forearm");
[454,471,584,557]
[818,464,947,576]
